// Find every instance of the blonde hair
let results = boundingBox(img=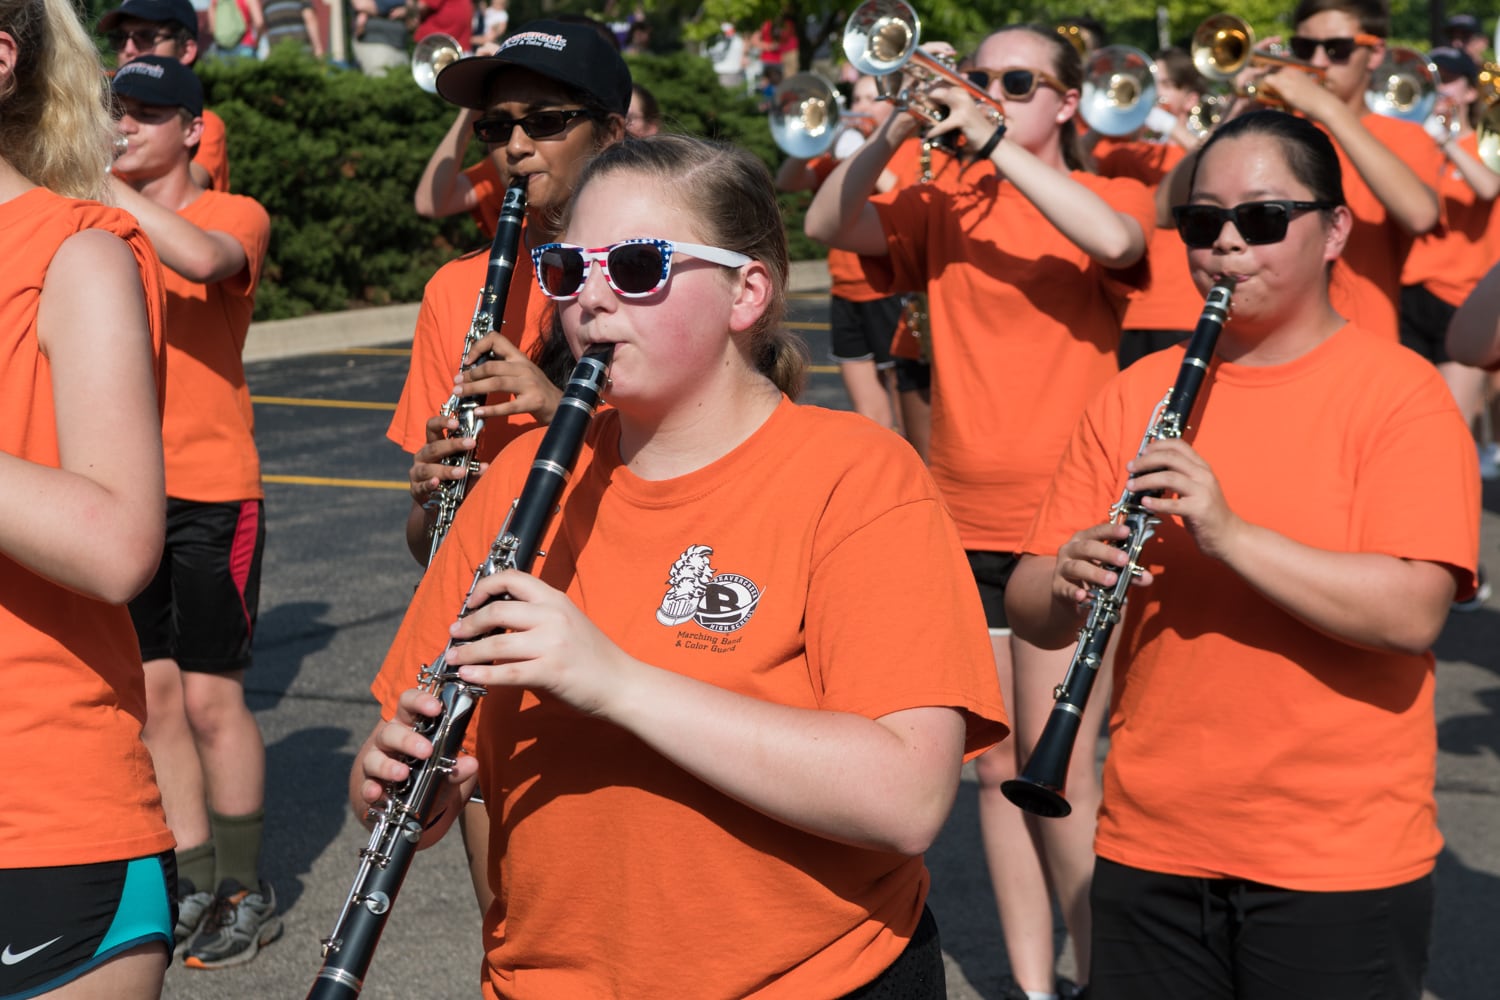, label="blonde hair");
[0,0,117,200]
[564,134,809,398]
